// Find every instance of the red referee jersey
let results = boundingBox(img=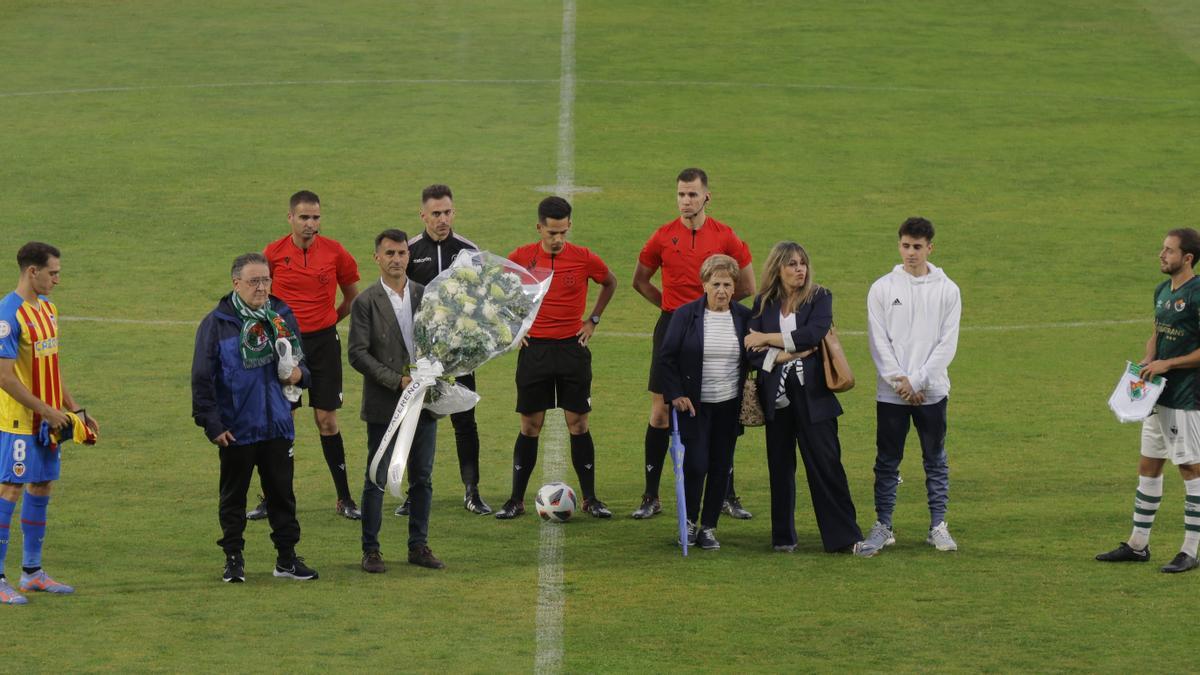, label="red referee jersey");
[508,241,610,340]
[263,234,360,333]
[638,216,752,312]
